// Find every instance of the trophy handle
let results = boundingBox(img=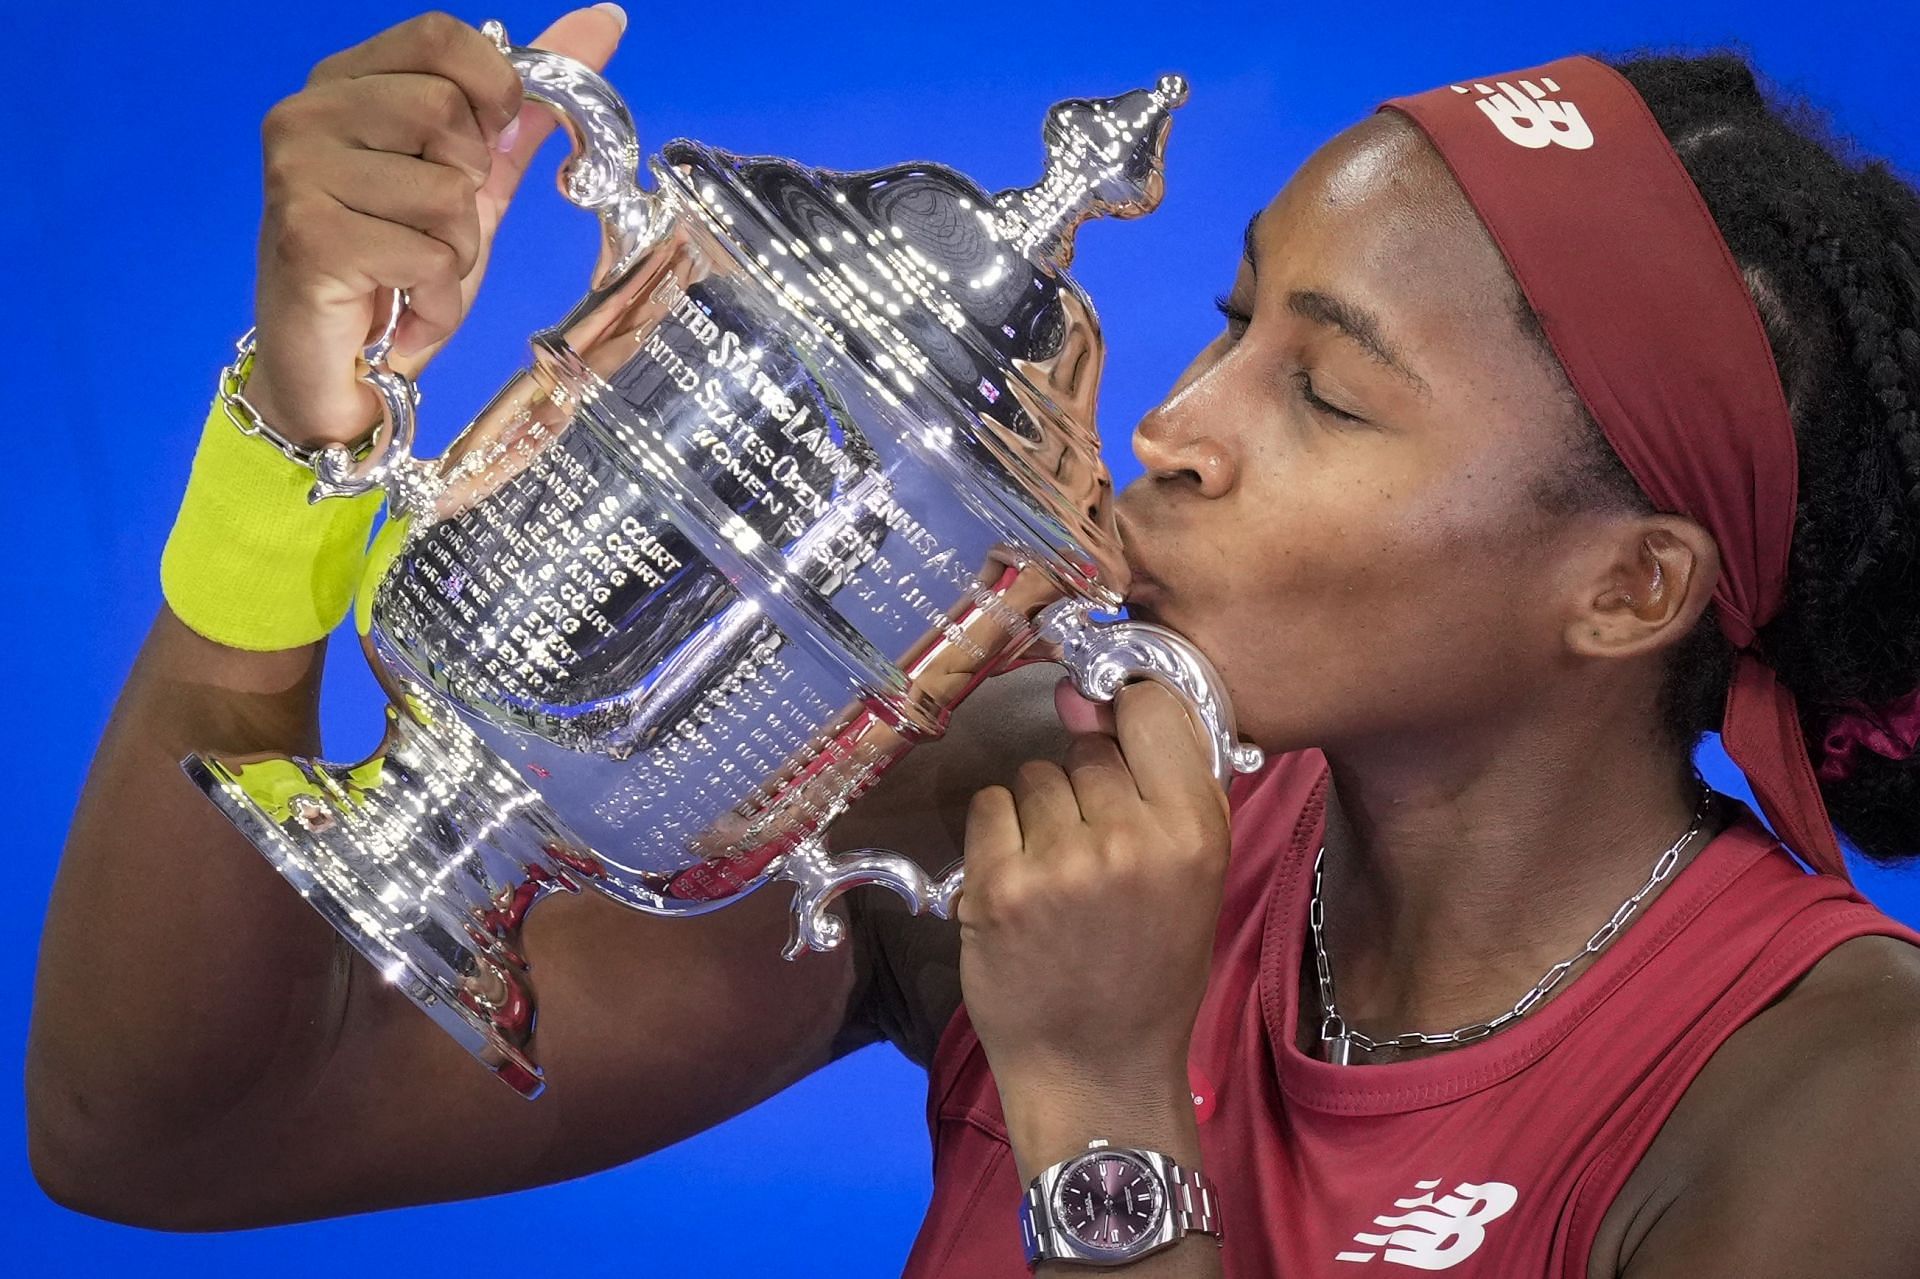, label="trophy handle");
[308,22,663,506]
[775,598,1263,958]
[482,20,663,283]
[1036,597,1266,785]
[777,841,941,961]
[306,288,425,504]
[909,599,1266,939]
